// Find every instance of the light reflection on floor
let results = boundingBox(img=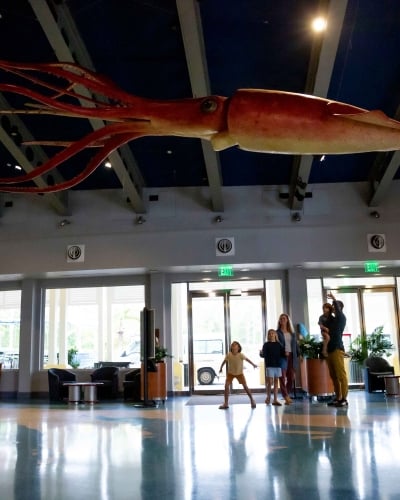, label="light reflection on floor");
[0,391,399,499]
